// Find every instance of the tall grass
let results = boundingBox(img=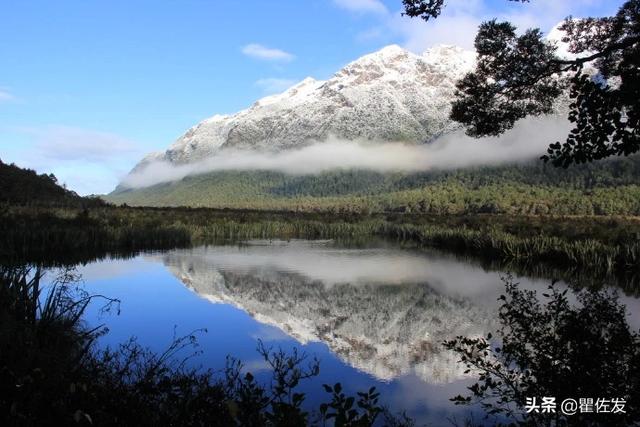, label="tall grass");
[2,205,638,285]
[378,223,640,275]
[0,266,412,426]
